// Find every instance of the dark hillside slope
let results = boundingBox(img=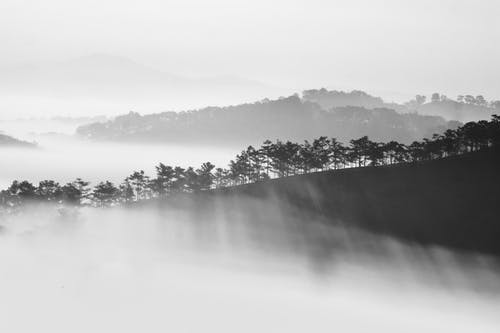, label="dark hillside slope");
[214,149,500,256]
